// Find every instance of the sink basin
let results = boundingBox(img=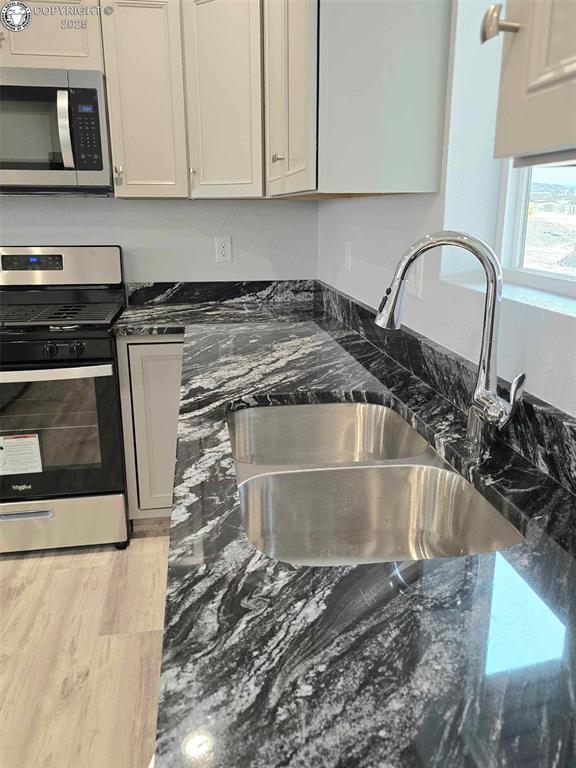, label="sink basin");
[238,465,524,566]
[228,403,430,469]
